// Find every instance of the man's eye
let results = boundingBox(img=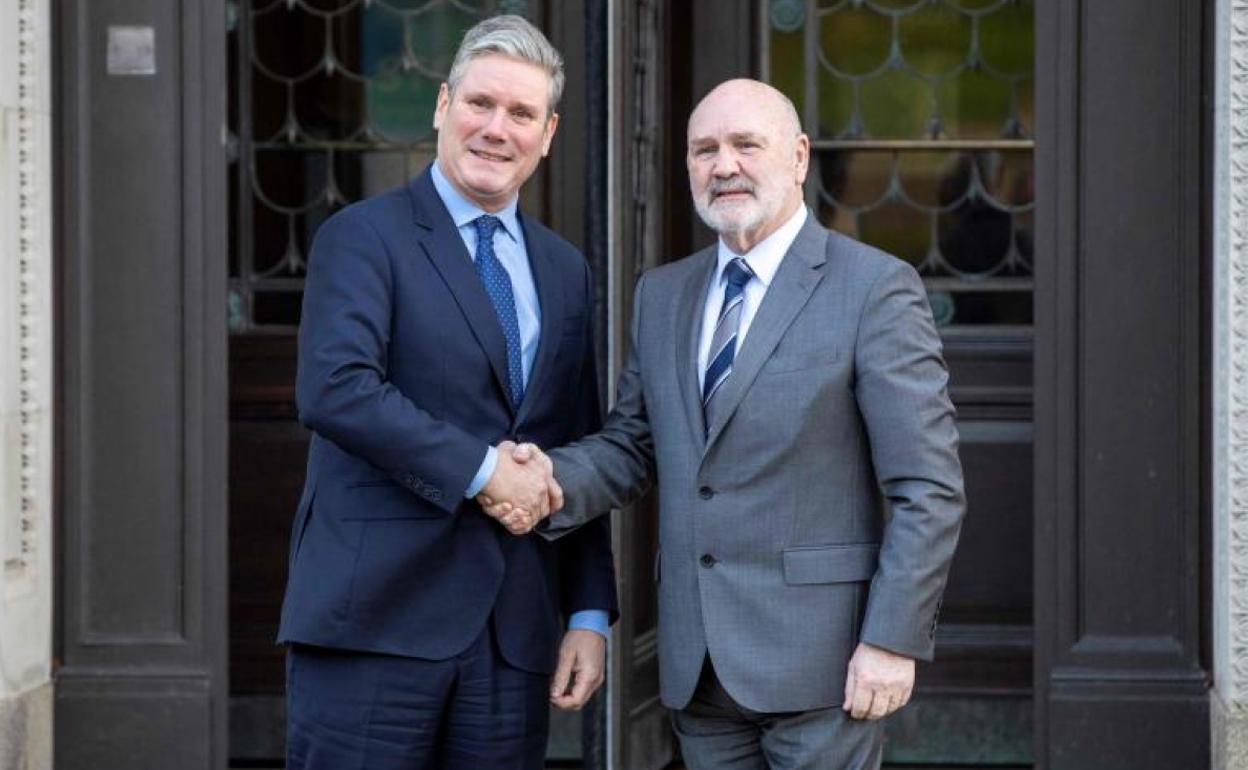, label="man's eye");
[511,110,534,121]
[695,147,715,156]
